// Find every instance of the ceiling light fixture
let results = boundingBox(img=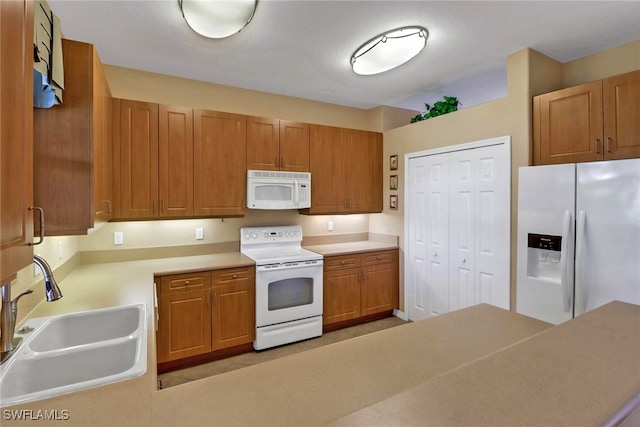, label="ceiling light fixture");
[179,0,258,39]
[351,26,428,76]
